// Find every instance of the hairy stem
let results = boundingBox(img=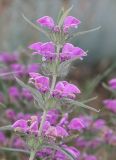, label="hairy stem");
[29,151,36,160]
[38,109,47,137]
